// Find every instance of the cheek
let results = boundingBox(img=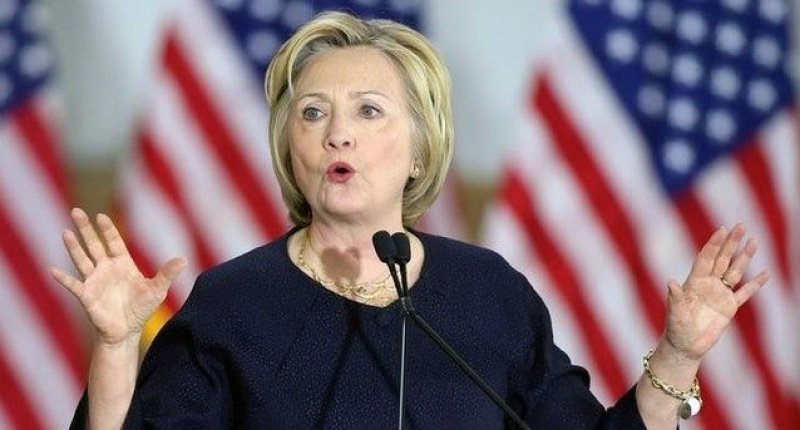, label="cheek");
[378,120,415,157]
[288,134,317,166]
[288,146,312,189]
